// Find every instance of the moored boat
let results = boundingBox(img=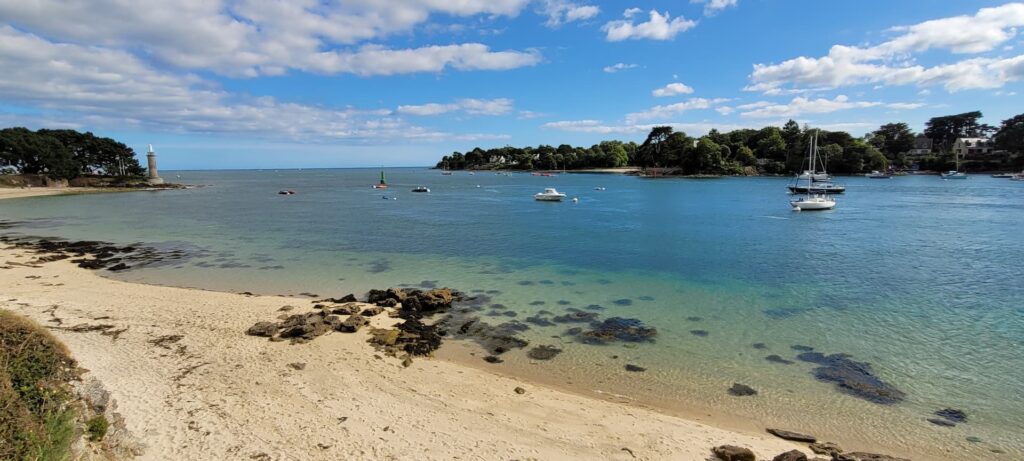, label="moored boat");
[534,188,566,201]
[790,130,837,211]
[412,186,430,193]
[991,173,1014,178]
[866,170,891,179]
